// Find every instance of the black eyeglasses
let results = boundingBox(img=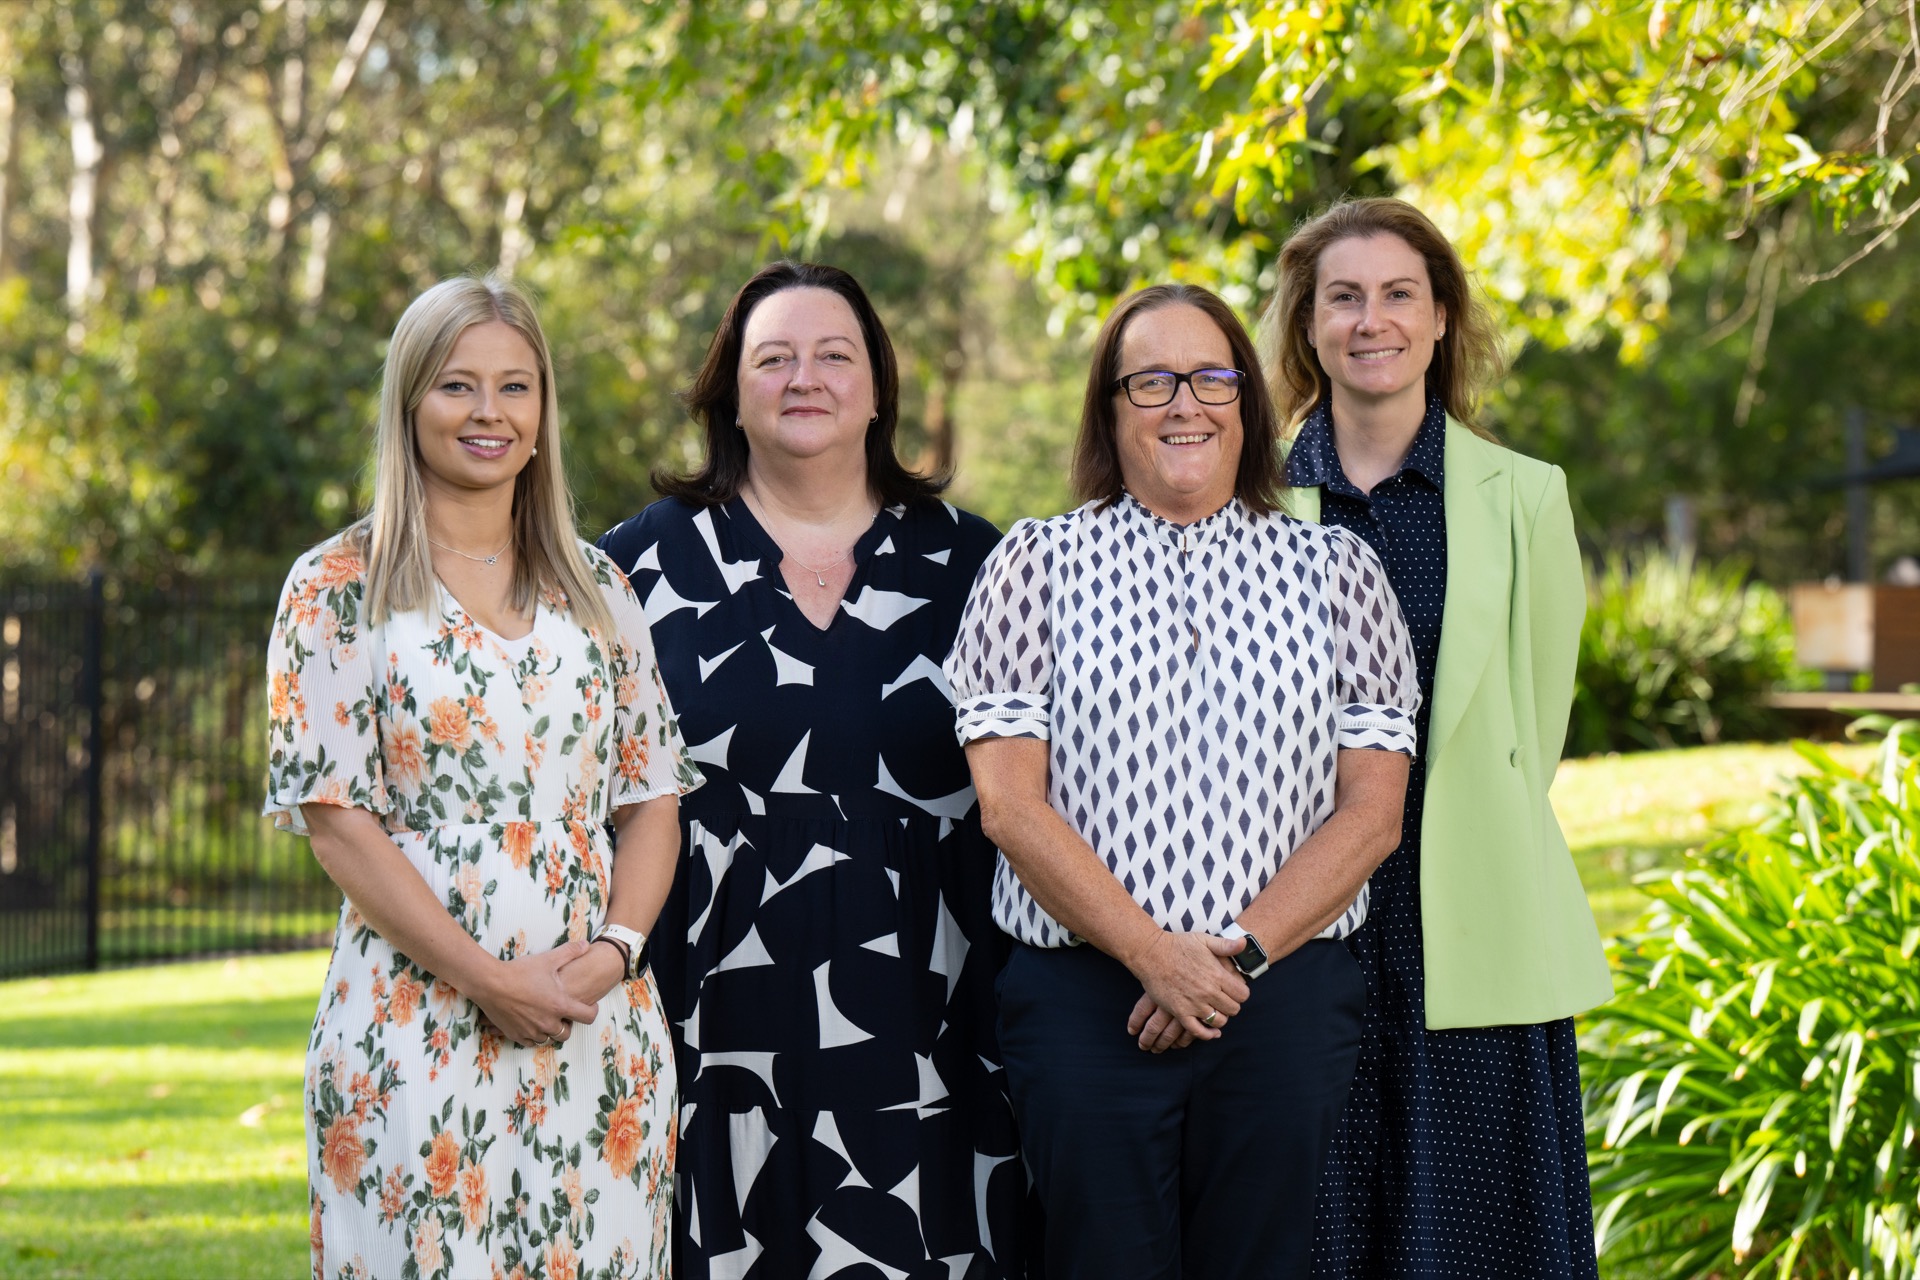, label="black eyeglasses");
[1110,368,1245,408]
